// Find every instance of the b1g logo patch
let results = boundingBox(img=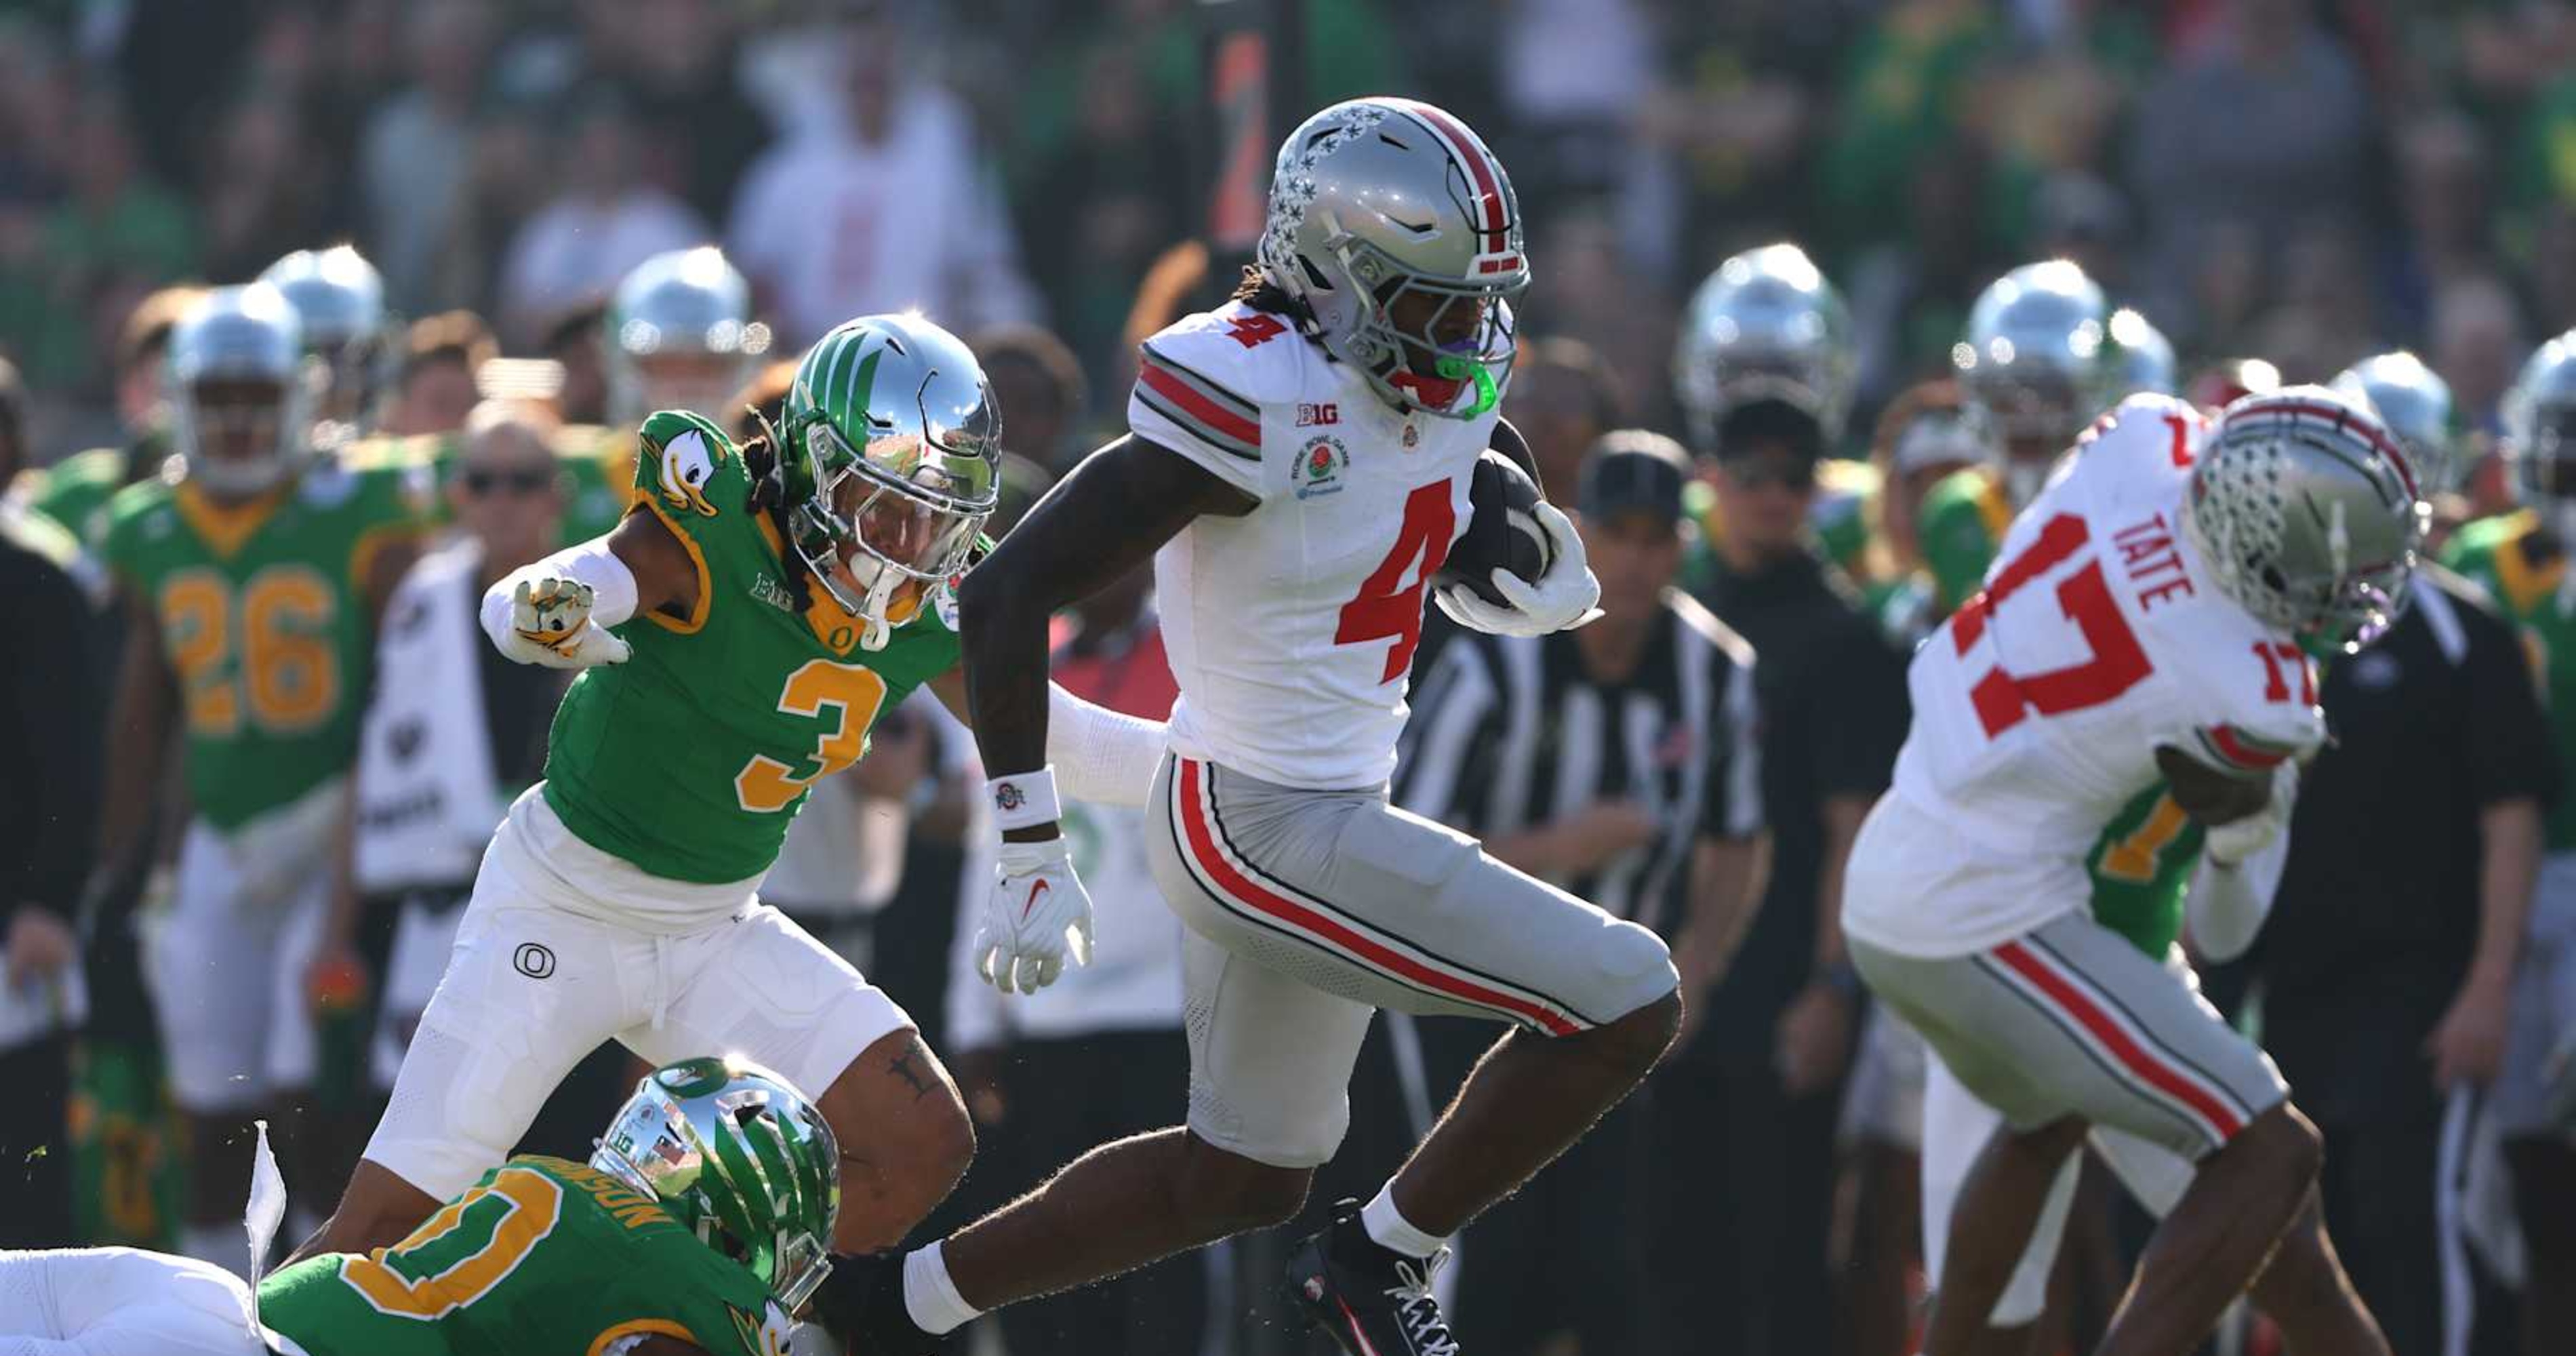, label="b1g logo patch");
[1295,435,1349,500]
